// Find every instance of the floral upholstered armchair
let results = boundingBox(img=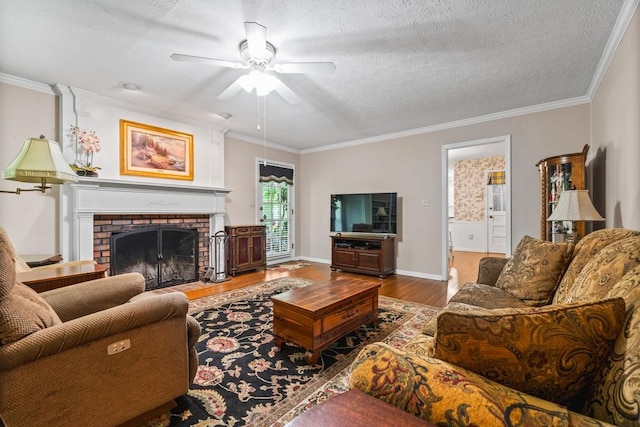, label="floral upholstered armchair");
[350,229,640,426]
